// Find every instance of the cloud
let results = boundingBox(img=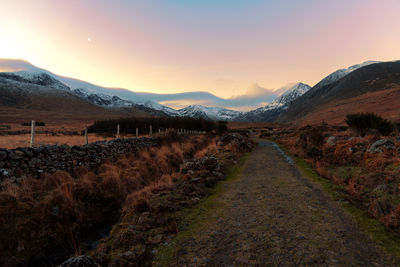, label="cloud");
[138,82,296,111]
[224,83,279,108]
